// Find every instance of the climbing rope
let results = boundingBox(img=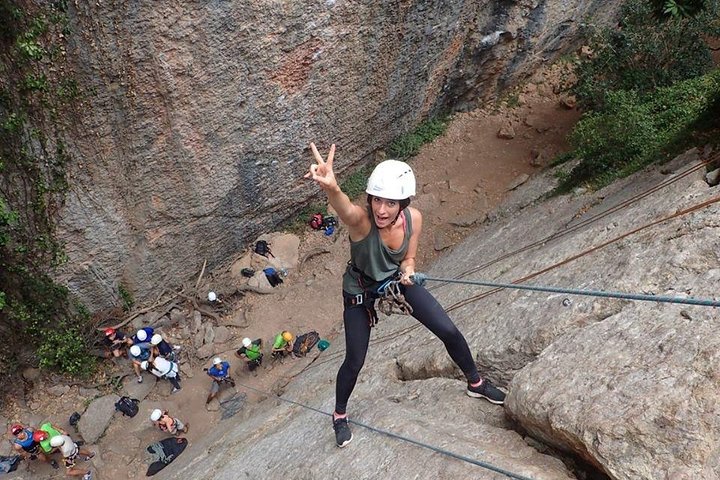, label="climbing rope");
[413,274,720,307]
[234,380,537,480]
[430,155,718,293]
